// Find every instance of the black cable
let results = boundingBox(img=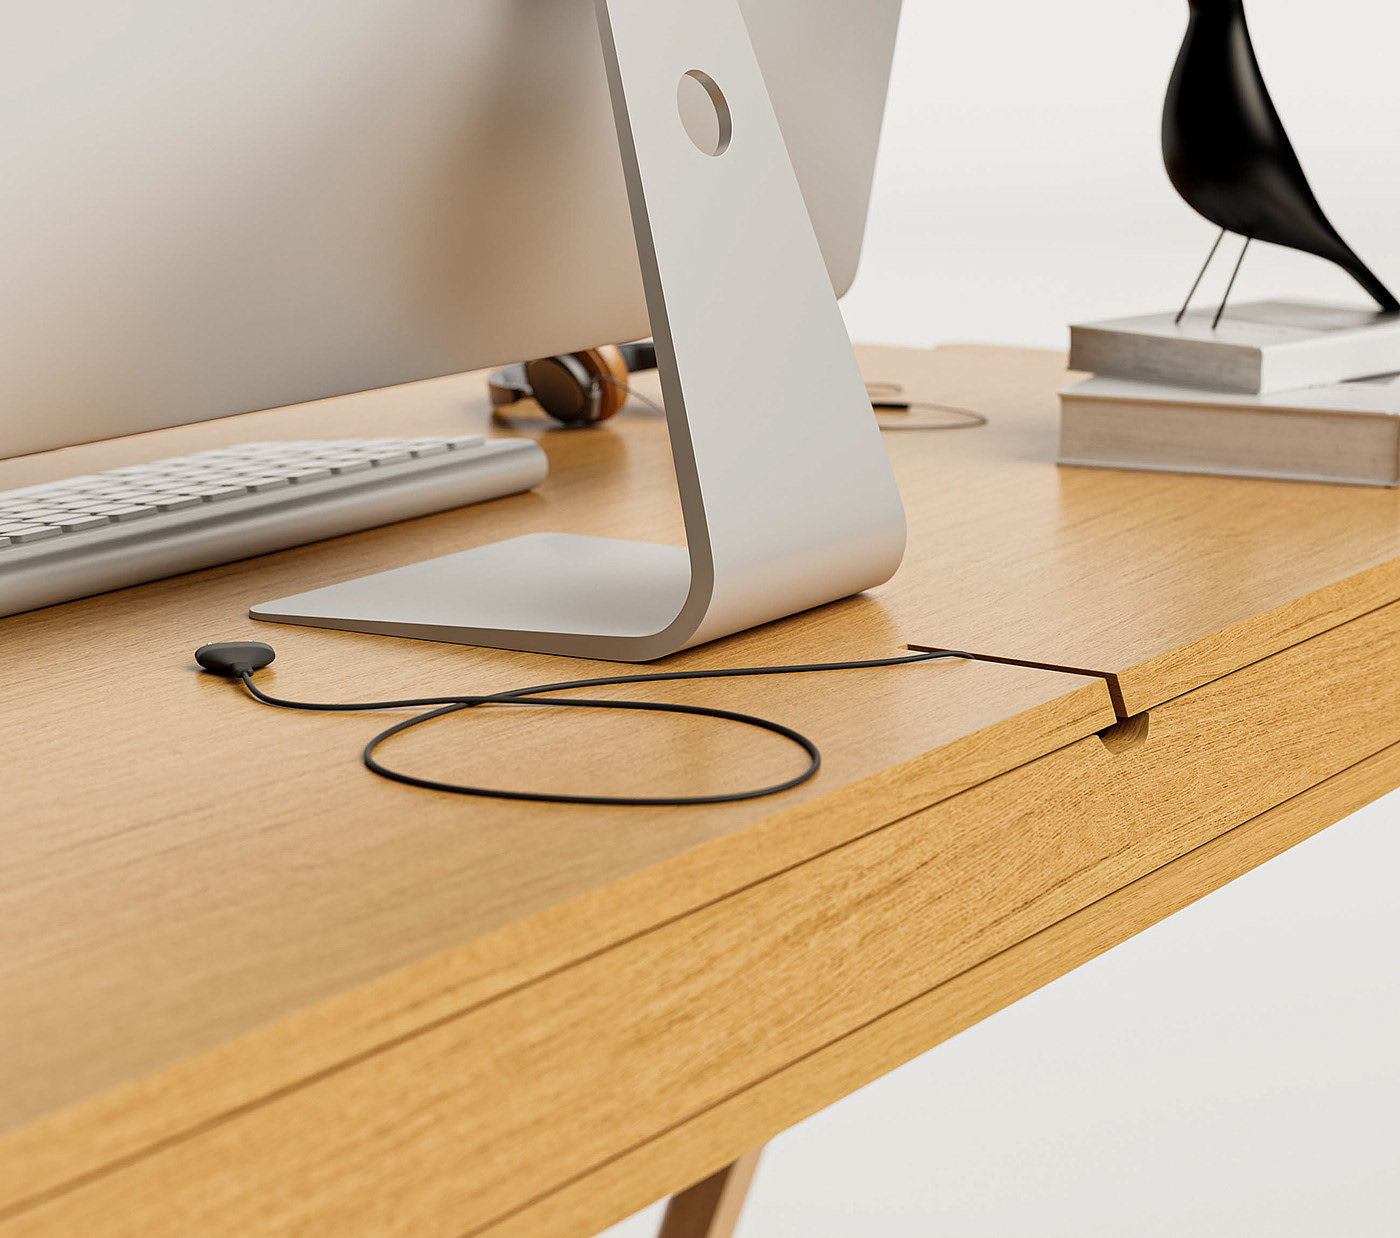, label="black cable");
[872,401,987,430]
[596,371,666,417]
[235,649,971,807]
[363,696,820,806]
[599,374,987,430]
[866,380,987,430]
